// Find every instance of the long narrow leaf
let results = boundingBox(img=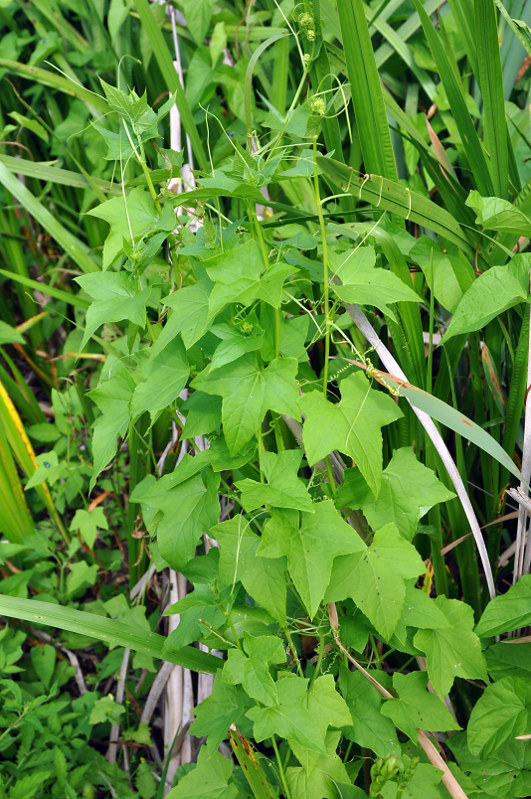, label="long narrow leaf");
[0,59,108,112]
[0,155,119,193]
[336,0,397,179]
[362,364,522,482]
[0,594,222,673]
[412,0,494,197]
[475,0,508,198]
[0,269,89,308]
[317,155,475,255]
[134,0,208,171]
[0,163,98,274]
